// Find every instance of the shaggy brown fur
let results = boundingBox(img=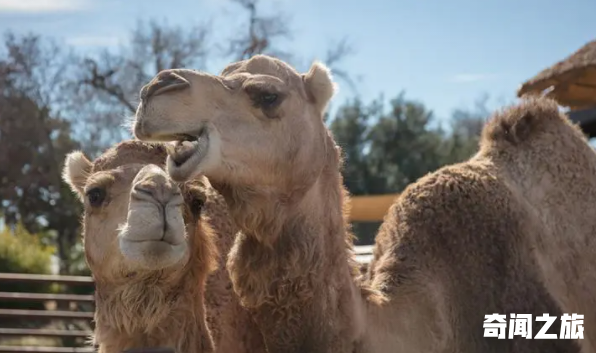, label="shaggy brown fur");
[201,185,267,353]
[62,141,265,353]
[365,97,584,352]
